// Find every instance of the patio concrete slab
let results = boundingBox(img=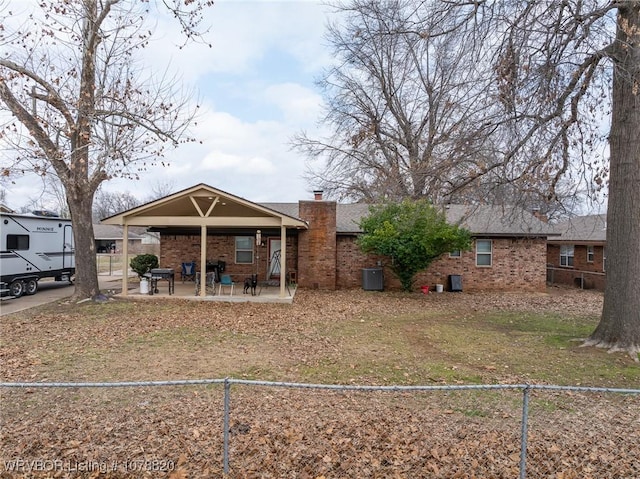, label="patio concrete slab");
[112,276,297,304]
